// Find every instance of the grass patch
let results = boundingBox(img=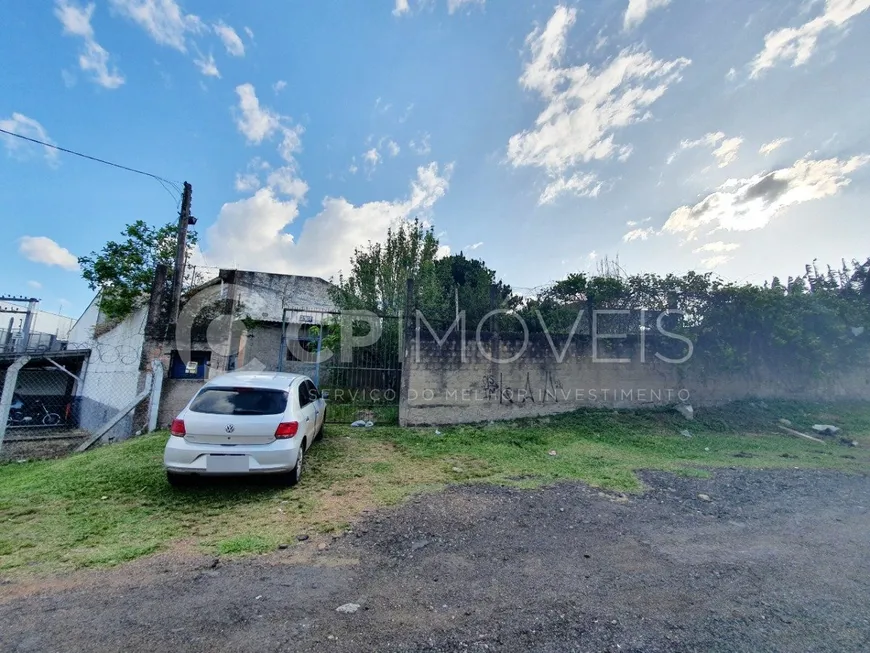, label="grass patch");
[0,399,868,578]
[217,535,273,556]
